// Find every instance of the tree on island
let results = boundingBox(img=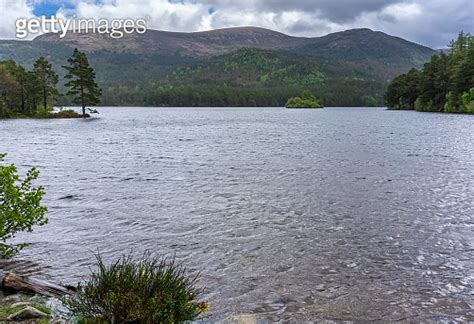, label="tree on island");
[0,64,19,118]
[285,90,323,108]
[1,58,82,119]
[33,57,59,110]
[12,65,32,115]
[63,48,101,118]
